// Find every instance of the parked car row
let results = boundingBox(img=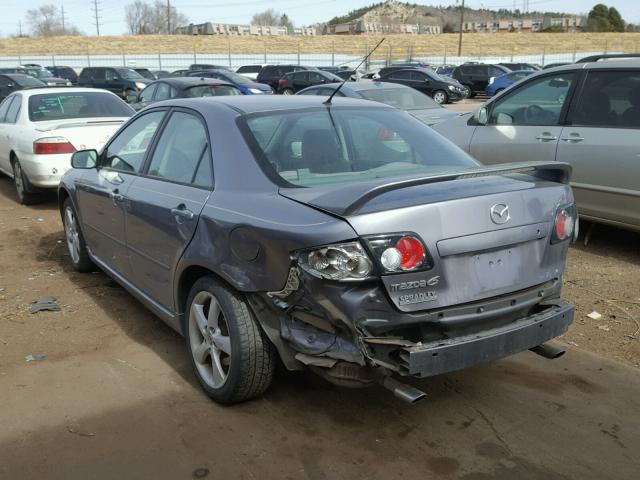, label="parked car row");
[5,53,639,408]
